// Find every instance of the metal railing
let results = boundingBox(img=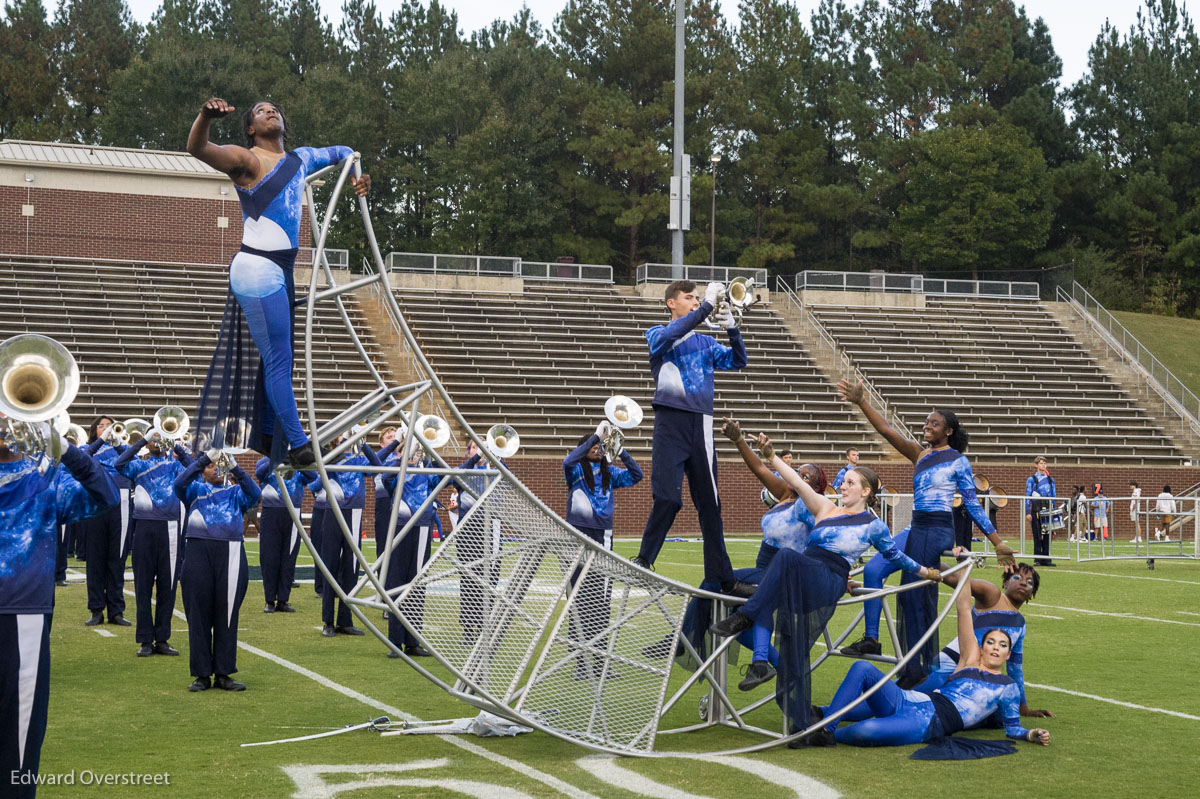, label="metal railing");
[519,261,613,283]
[795,270,1040,299]
[637,263,767,286]
[385,251,520,277]
[1058,281,1200,445]
[773,276,917,443]
[298,246,348,268]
